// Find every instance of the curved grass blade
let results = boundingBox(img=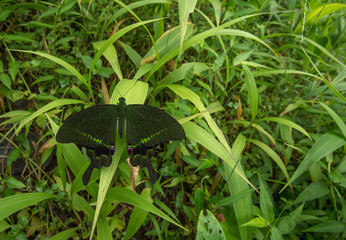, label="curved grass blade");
[16,99,84,135]
[281,131,346,192]
[0,193,59,221]
[12,50,88,87]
